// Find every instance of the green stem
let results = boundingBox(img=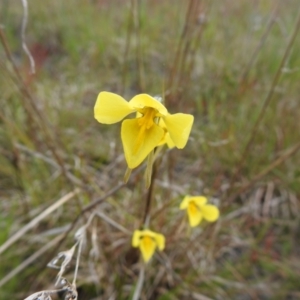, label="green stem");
[142,159,157,225]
